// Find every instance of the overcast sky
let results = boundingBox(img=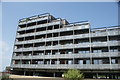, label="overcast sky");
[1,1,119,71]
